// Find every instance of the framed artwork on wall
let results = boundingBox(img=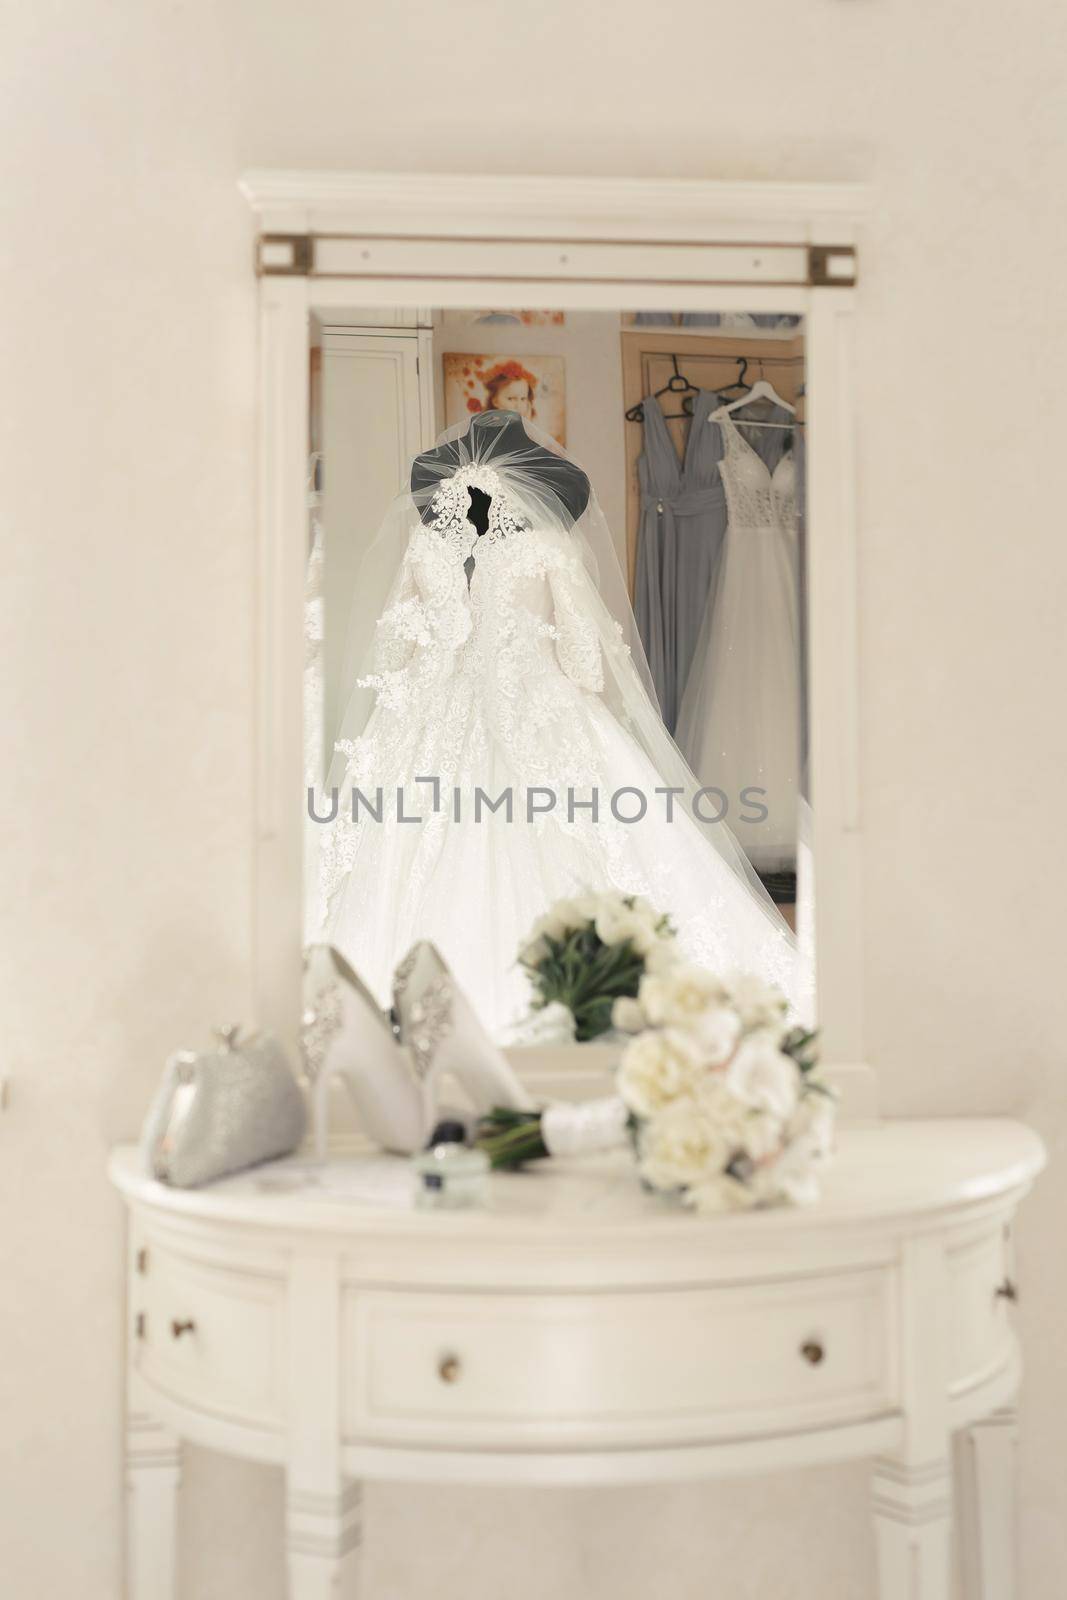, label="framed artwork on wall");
[443,351,567,444]
[442,309,566,328]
